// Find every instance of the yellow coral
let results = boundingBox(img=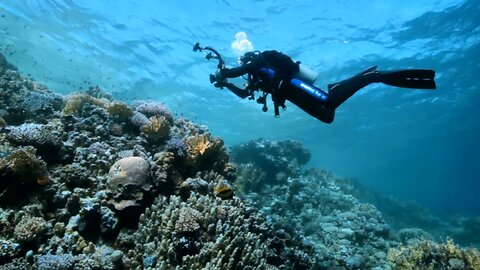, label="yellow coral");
[185,134,226,171]
[387,238,480,270]
[3,146,49,185]
[107,102,133,121]
[62,93,110,115]
[141,115,170,143]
